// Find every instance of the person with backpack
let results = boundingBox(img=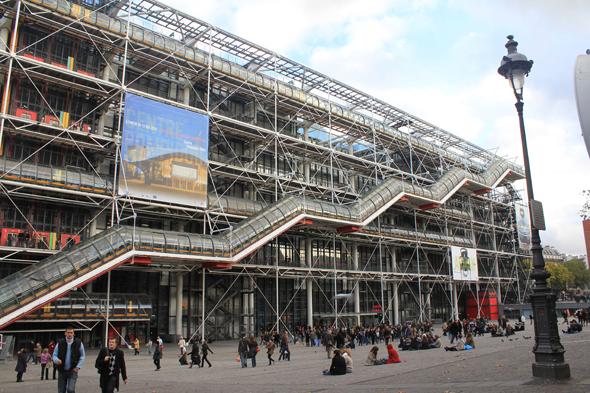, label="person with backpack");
[238,333,249,368]
[95,338,128,393]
